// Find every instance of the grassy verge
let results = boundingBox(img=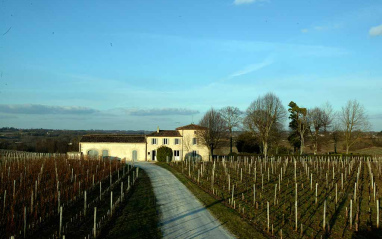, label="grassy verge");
[101,169,161,239]
[156,162,268,239]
